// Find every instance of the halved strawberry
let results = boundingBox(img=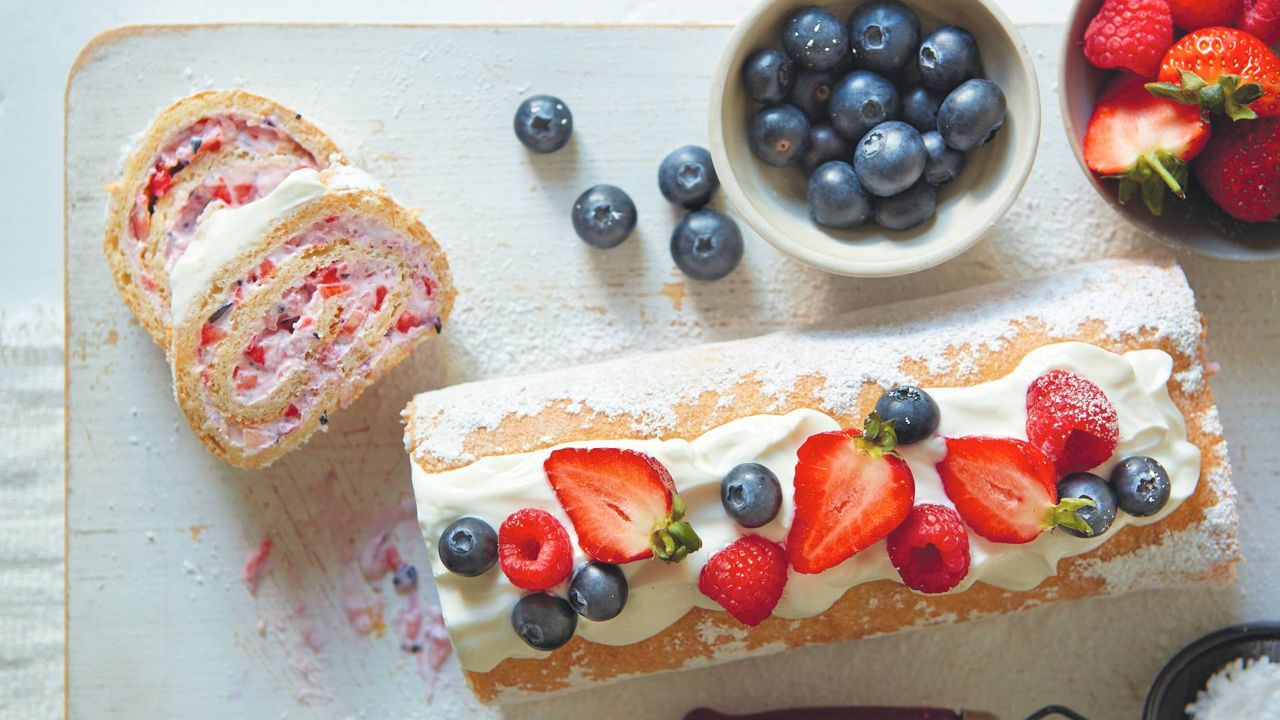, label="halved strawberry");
[1084,75,1211,216]
[786,414,915,575]
[937,437,1095,544]
[1147,27,1280,120]
[544,448,701,564]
